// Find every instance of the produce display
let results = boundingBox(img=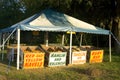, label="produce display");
[7,45,104,69]
[40,45,67,67]
[21,46,44,53]
[79,45,104,63]
[21,46,45,69]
